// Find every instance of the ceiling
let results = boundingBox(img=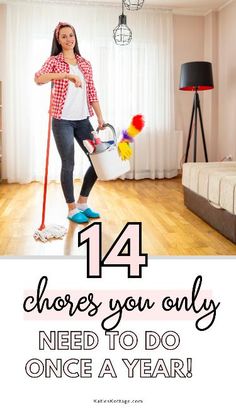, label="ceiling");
[1,0,231,15]
[92,0,231,14]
